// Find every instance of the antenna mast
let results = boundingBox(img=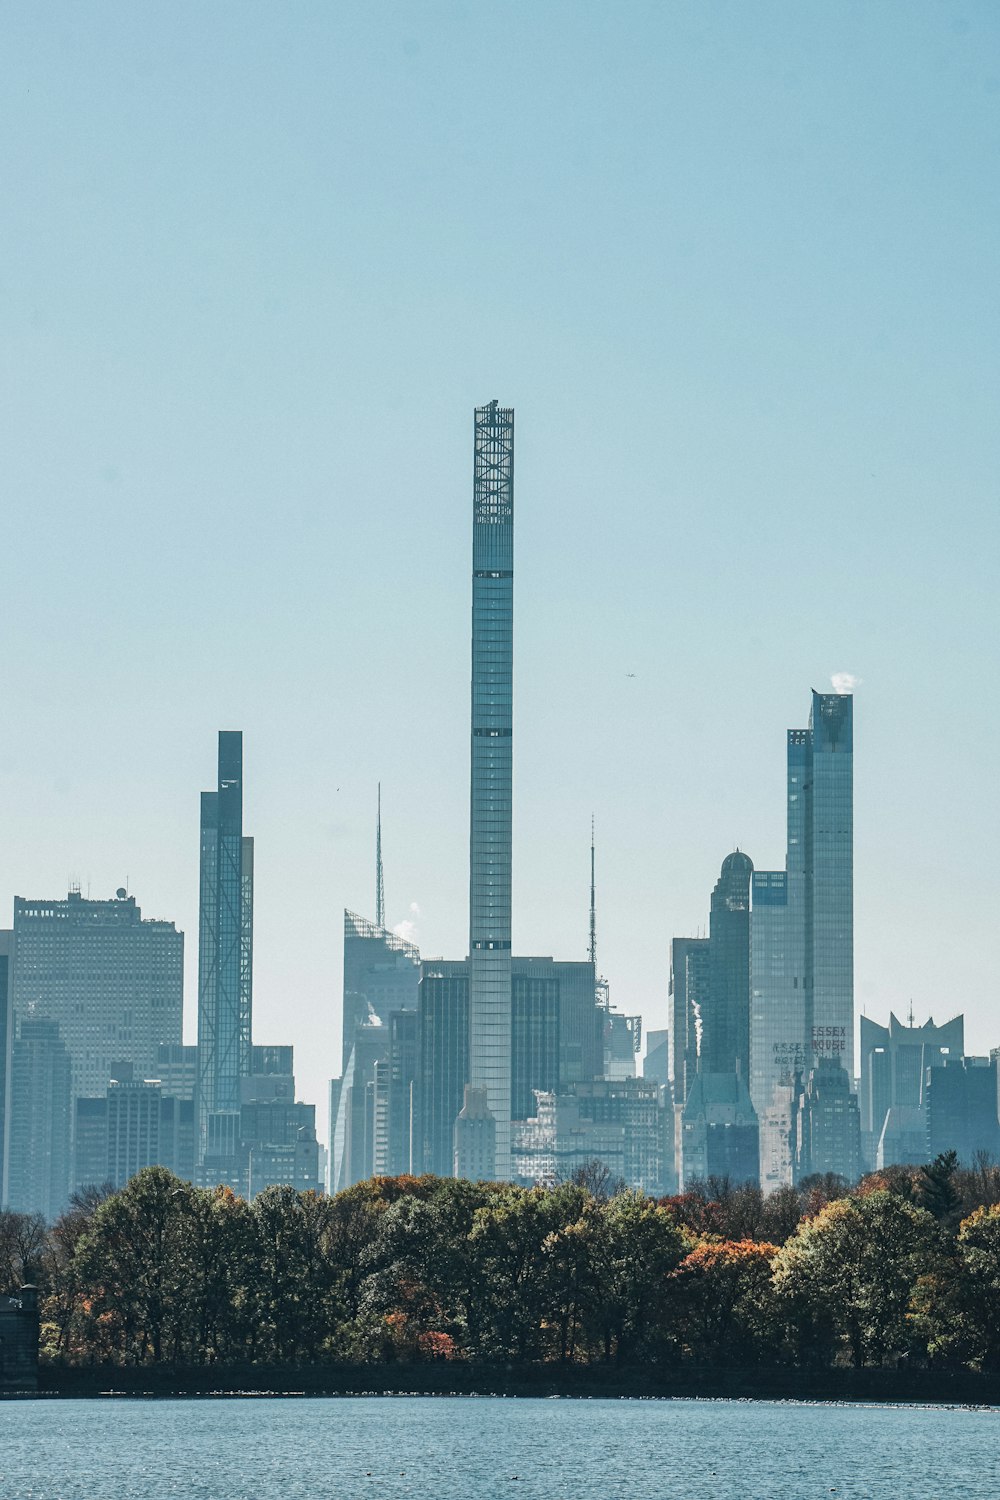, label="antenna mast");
[375,783,385,929]
[588,815,597,965]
